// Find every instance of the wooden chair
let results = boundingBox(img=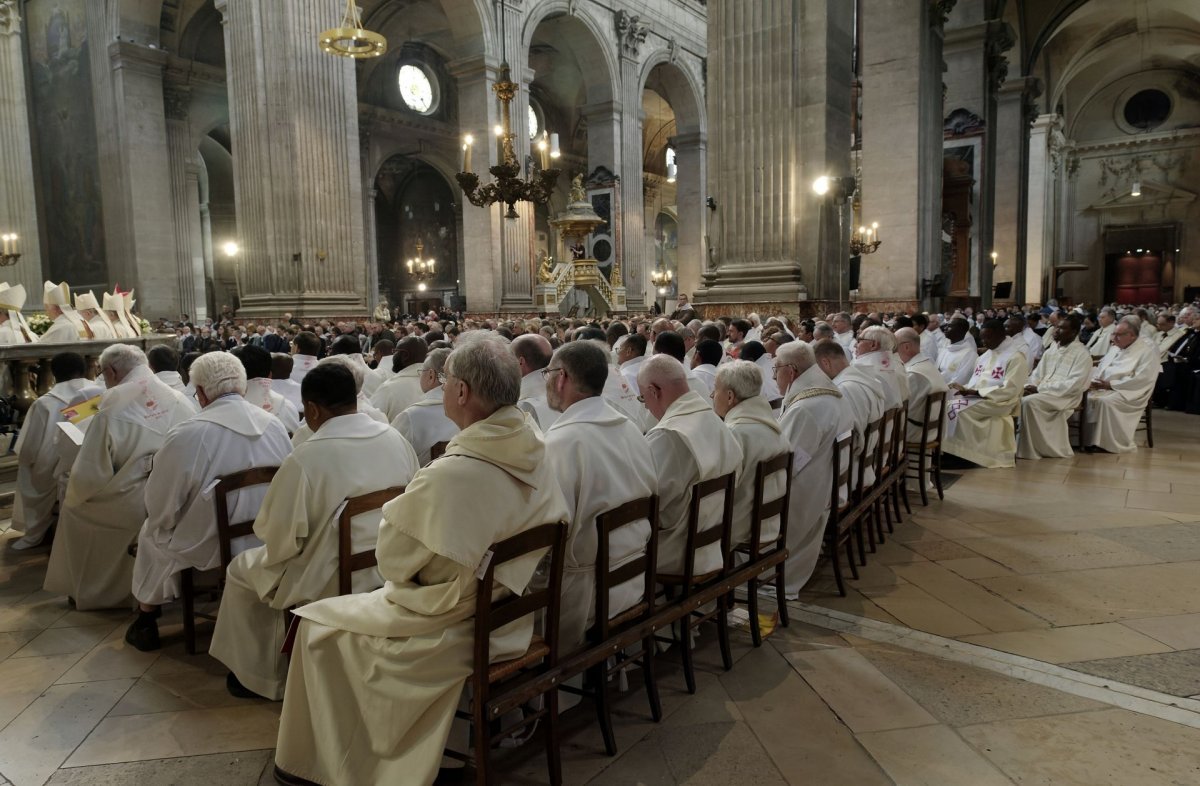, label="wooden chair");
[575,496,662,756]
[1137,399,1154,448]
[732,452,793,647]
[655,472,736,695]
[824,432,857,597]
[430,441,450,461]
[855,418,883,562]
[446,522,568,786]
[905,391,946,506]
[887,406,911,521]
[1067,389,1090,450]
[336,486,406,596]
[181,466,279,655]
